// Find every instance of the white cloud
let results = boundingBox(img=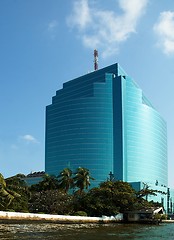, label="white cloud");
[11,144,18,150]
[67,0,92,30]
[67,0,148,58]
[46,20,58,39]
[47,20,58,31]
[21,135,39,144]
[154,11,174,55]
